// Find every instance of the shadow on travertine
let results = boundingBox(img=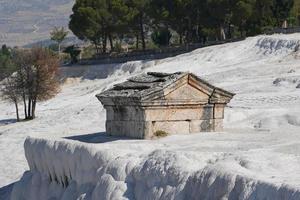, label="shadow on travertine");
[64,132,134,144]
[0,183,14,200]
[0,119,17,126]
